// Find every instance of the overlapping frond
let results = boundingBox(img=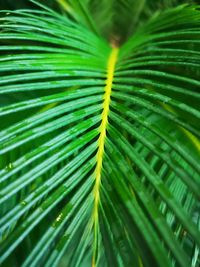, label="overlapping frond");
[0,2,200,267]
